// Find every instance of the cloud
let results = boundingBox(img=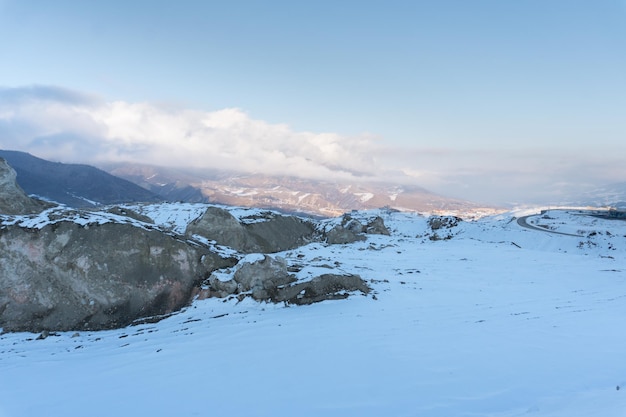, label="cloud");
[0,86,385,183]
[0,85,624,206]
